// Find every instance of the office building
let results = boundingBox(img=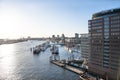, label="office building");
[75,33,80,44]
[88,8,120,80]
[80,34,90,61]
